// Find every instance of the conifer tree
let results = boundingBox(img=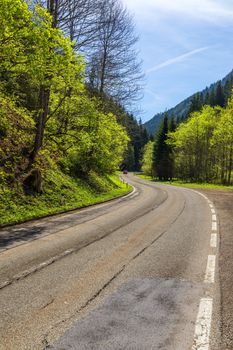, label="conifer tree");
[209,89,216,107]
[188,93,202,115]
[152,115,171,180]
[215,82,225,107]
